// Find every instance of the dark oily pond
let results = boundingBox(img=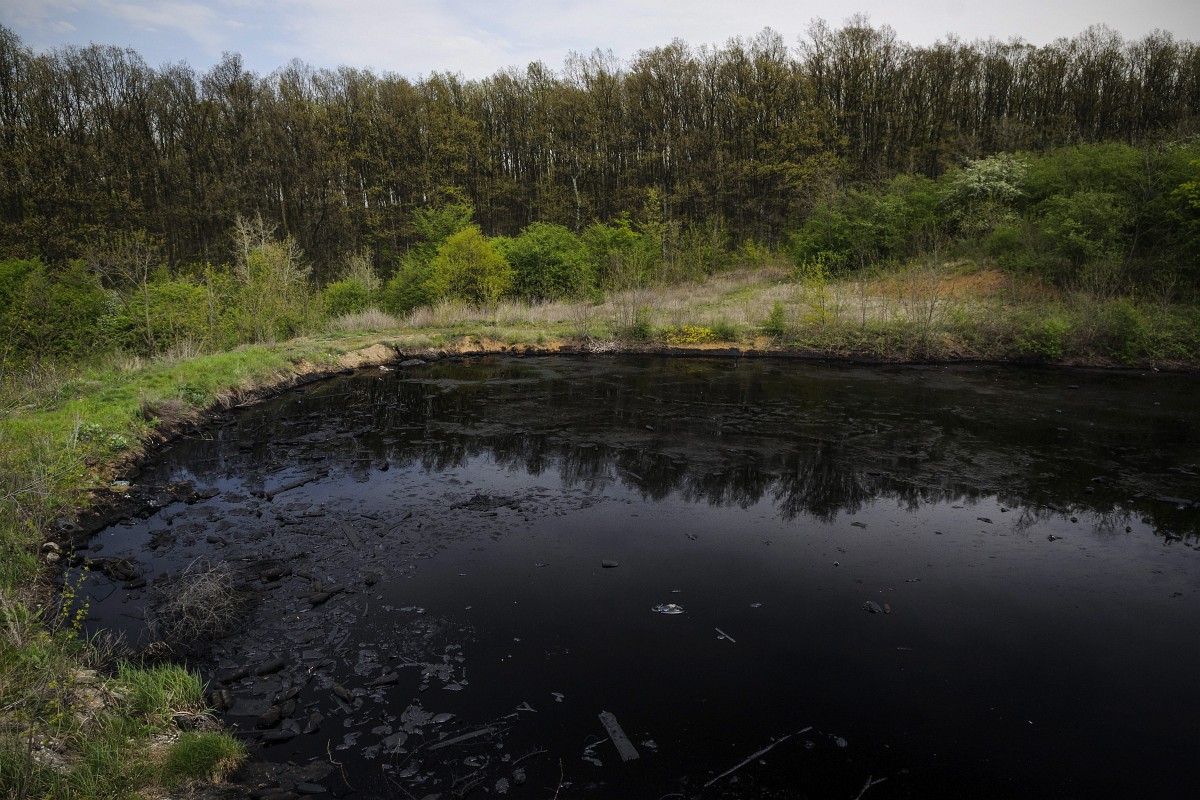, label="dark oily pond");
[75,356,1199,798]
